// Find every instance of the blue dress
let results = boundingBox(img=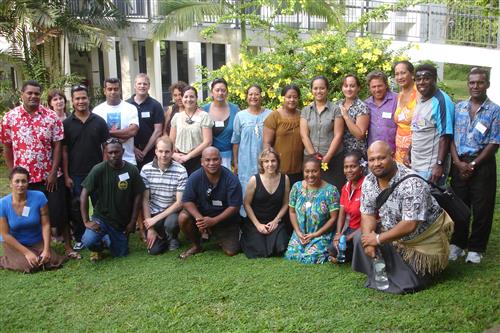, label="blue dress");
[285,182,340,264]
[231,108,272,203]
